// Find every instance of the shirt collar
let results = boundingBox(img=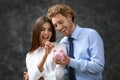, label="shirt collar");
[70,24,81,40]
[61,24,81,43]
